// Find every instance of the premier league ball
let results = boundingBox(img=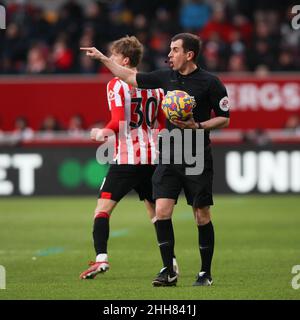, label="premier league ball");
[161,90,195,121]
